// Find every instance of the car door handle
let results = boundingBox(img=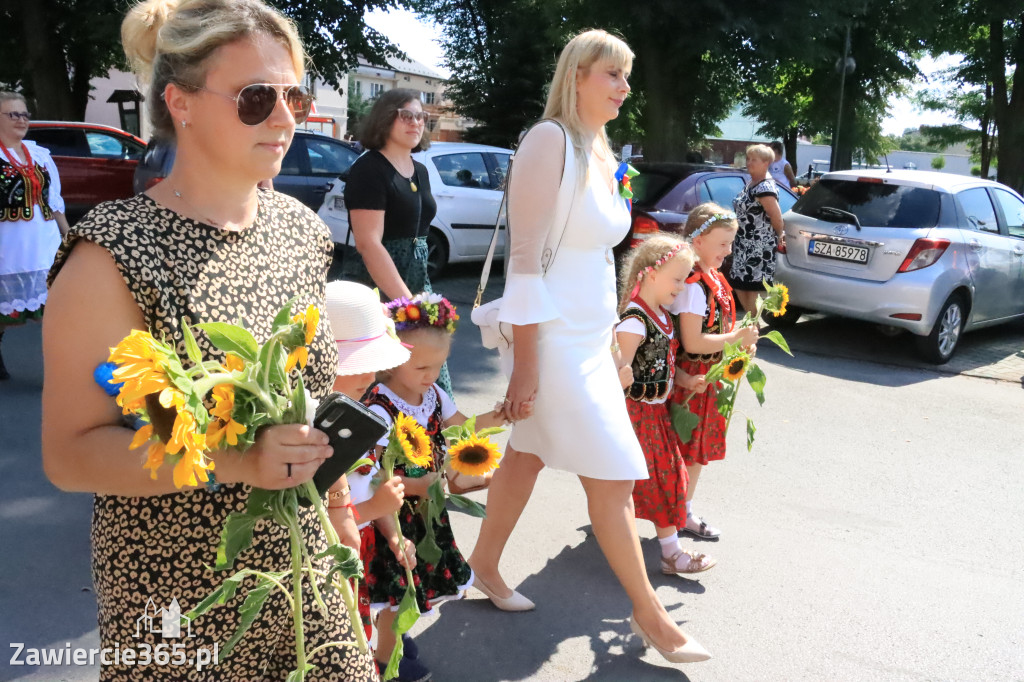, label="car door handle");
[968,239,983,252]
[435,192,455,198]
[1013,246,1024,257]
